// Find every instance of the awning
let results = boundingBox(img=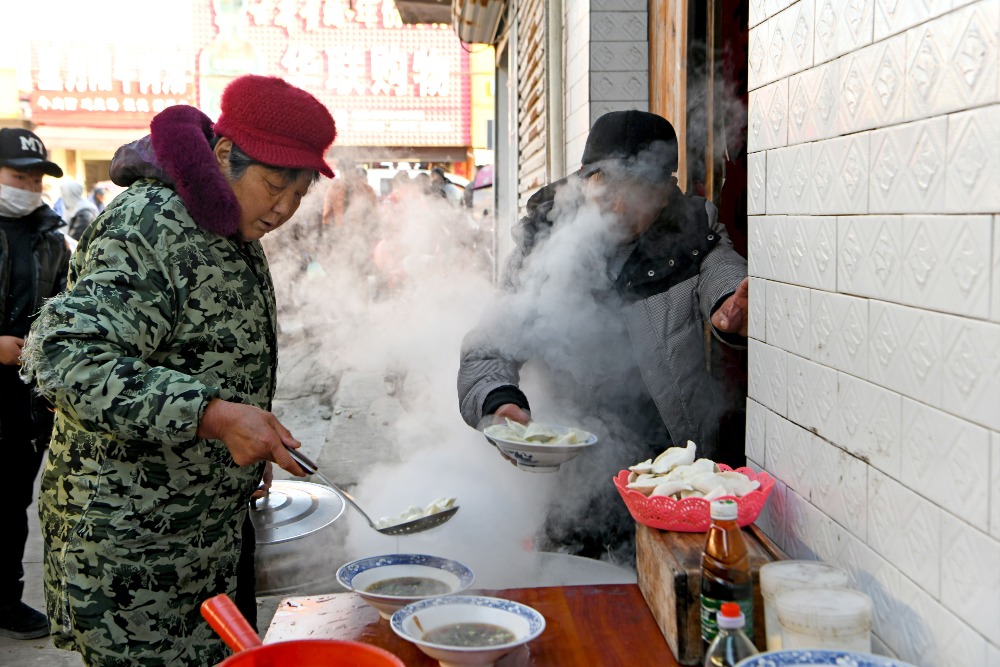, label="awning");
[452,0,507,45]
